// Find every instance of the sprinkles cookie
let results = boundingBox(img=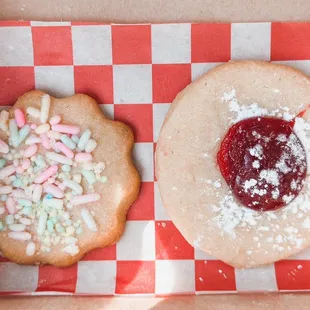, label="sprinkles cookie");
[156,61,310,268]
[0,90,140,267]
